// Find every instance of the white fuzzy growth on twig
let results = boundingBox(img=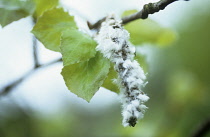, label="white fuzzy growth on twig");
[96,15,149,127]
